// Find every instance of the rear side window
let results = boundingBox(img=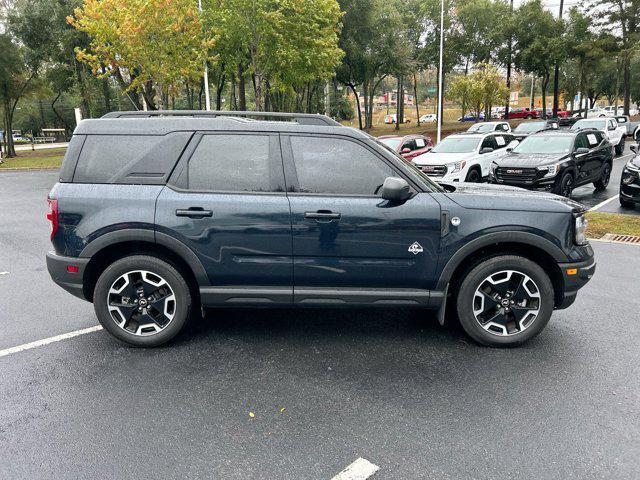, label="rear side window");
[187,134,272,192]
[289,136,394,195]
[73,133,191,184]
